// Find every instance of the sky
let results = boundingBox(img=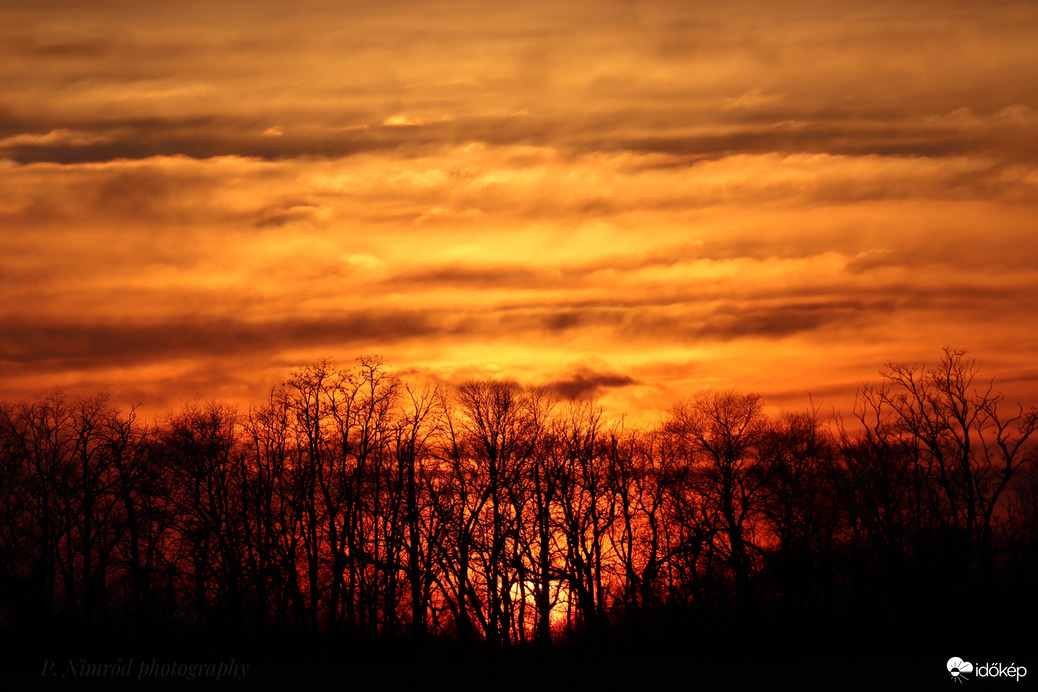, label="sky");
[2,0,1037,423]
